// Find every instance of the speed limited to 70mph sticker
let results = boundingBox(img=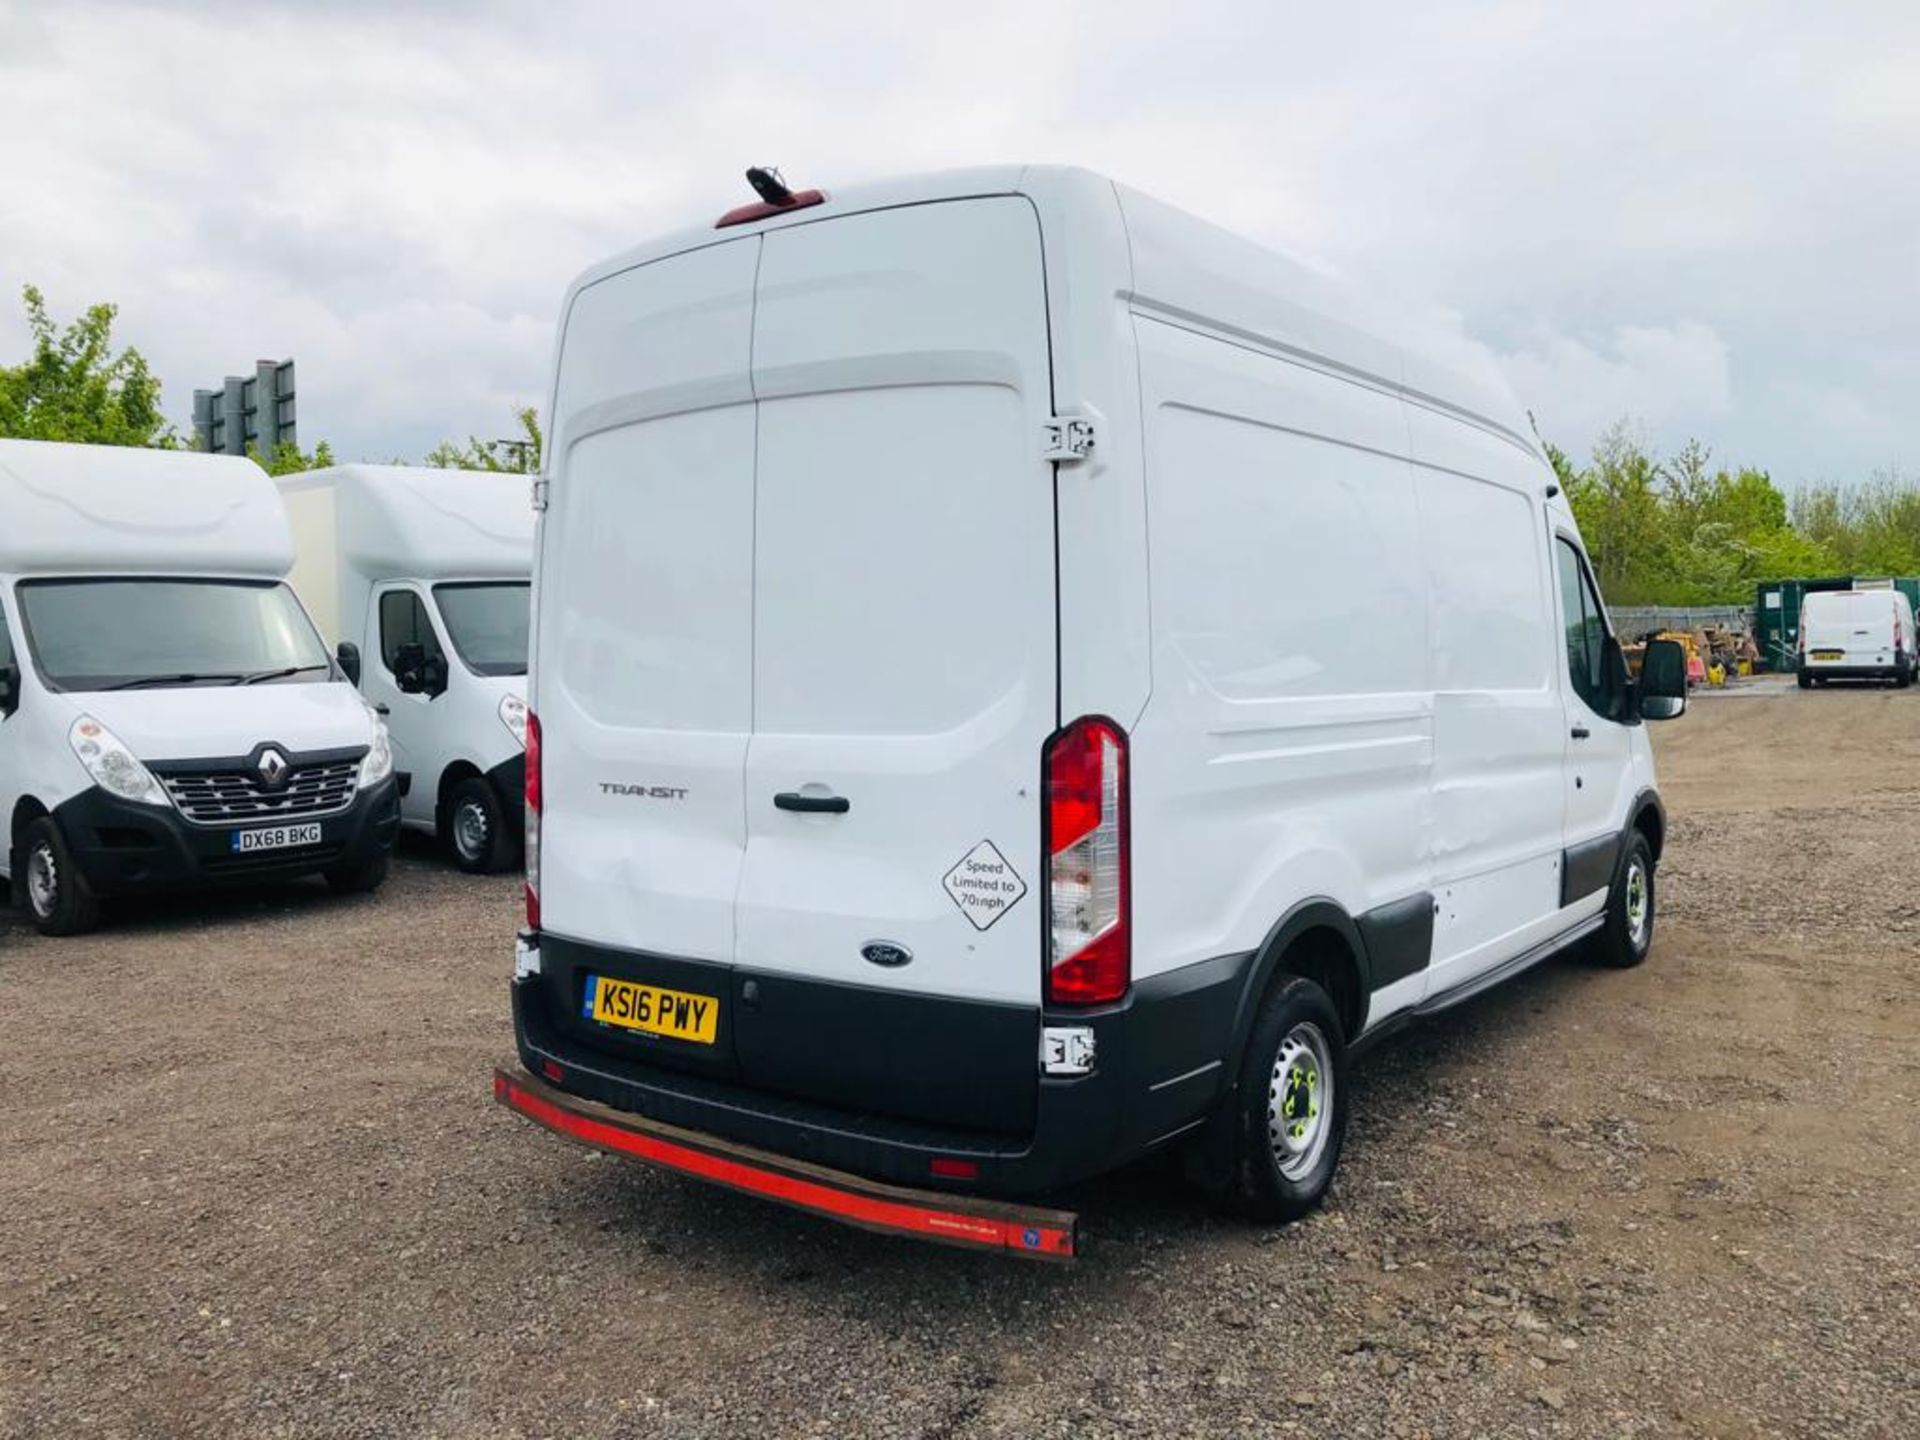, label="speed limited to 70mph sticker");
[942,840,1027,931]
